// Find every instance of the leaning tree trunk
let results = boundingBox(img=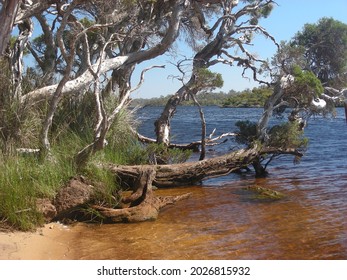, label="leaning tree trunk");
[0,0,20,56]
[155,79,197,145]
[154,27,225,145]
